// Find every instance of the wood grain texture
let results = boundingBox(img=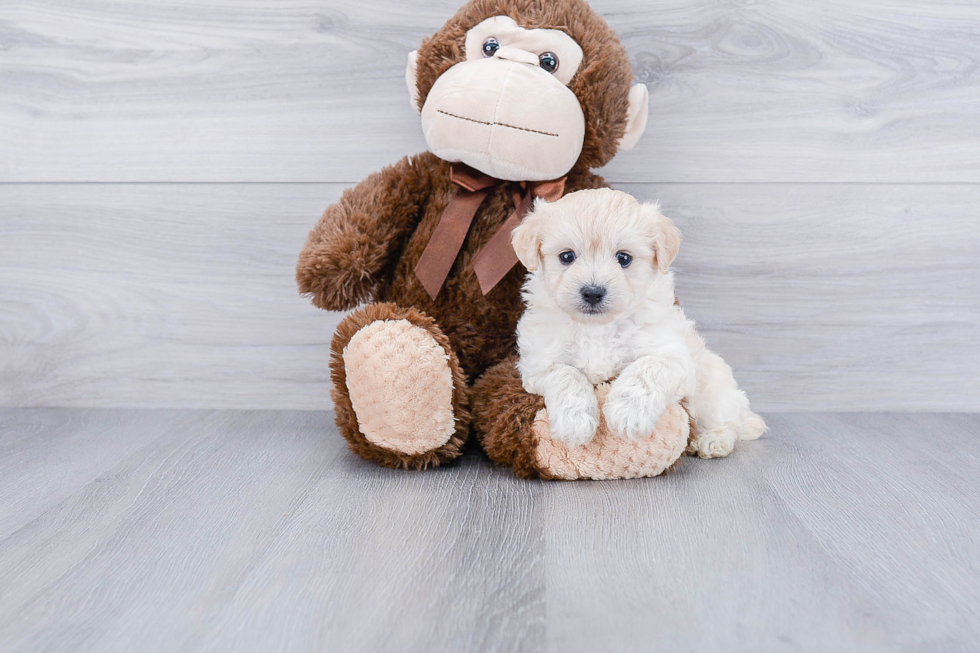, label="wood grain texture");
[634,182,980,412]
[0,183,341,410]
[542,412,980,652]
[1,409,979,652]
[0,409,543,653]
[2,183,977,411]
[1,0,978,182]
